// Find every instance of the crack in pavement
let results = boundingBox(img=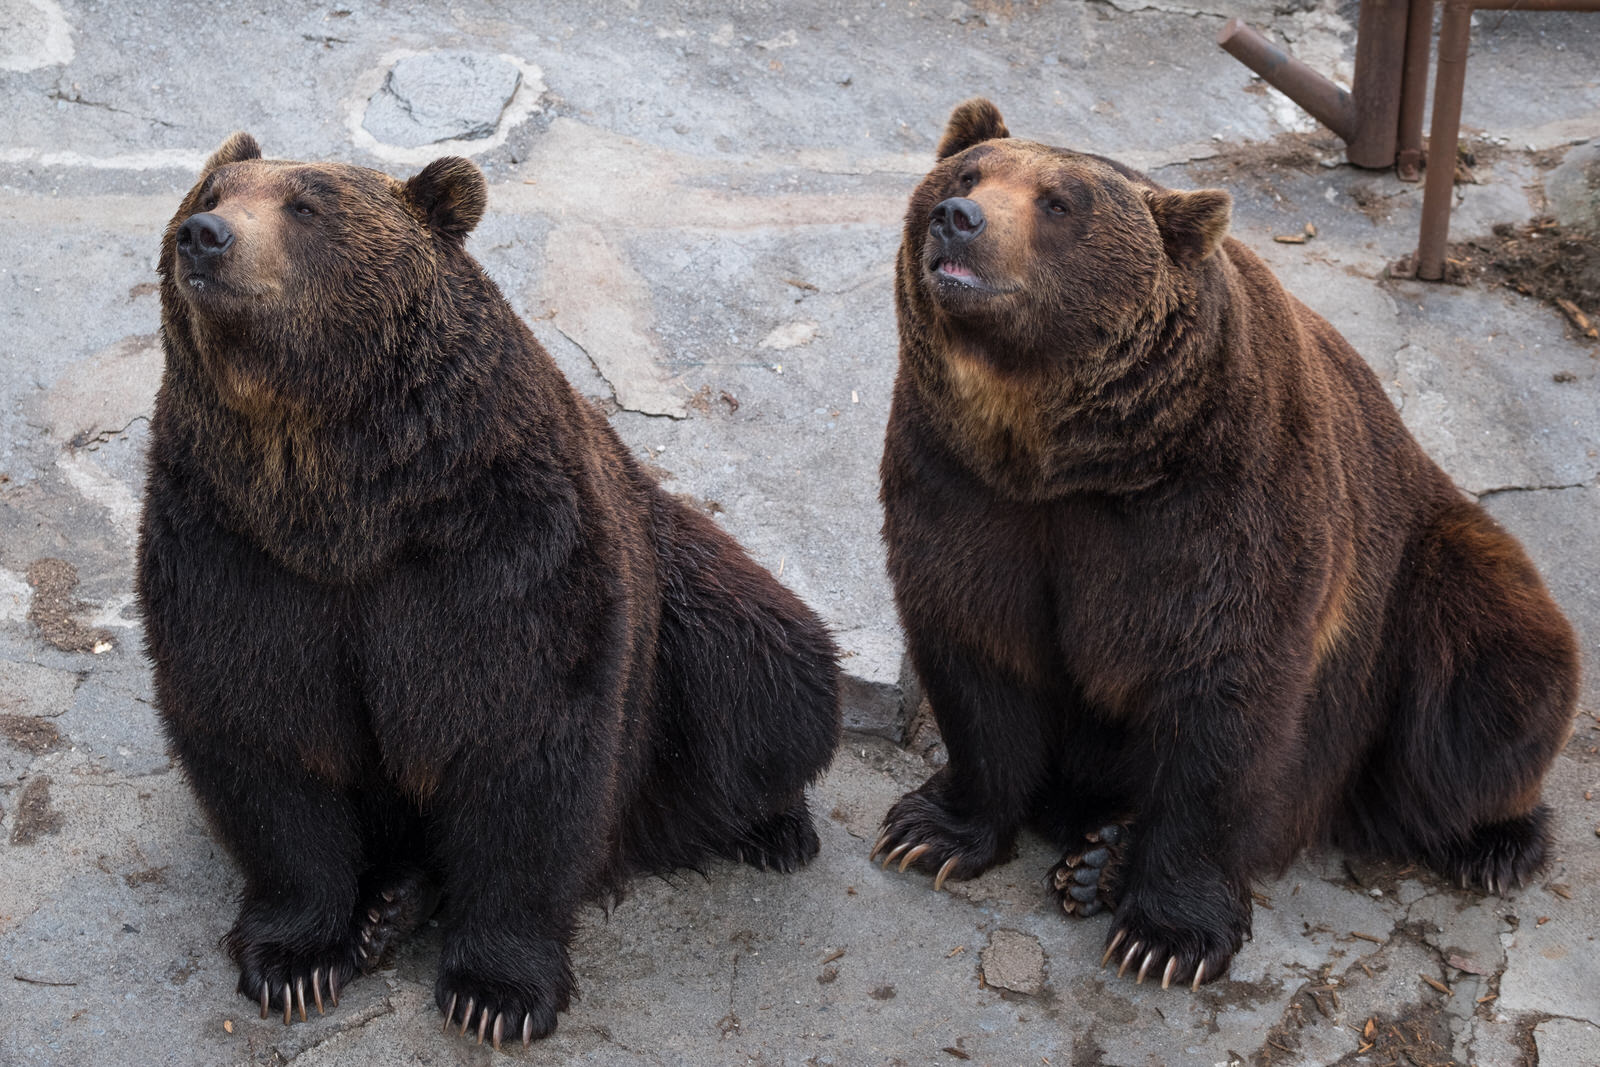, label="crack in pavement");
[1474,481,1595,500]
[46,90,176,129]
